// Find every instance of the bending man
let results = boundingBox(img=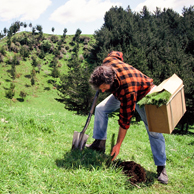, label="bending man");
[88,51,168,184]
